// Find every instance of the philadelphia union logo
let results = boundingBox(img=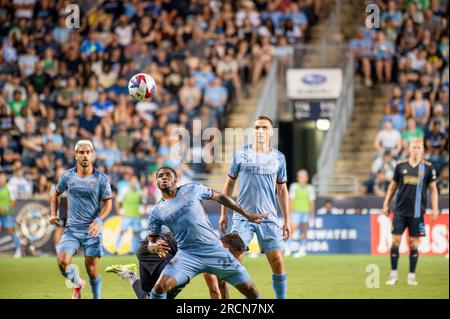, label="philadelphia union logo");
[15,203,53,248]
